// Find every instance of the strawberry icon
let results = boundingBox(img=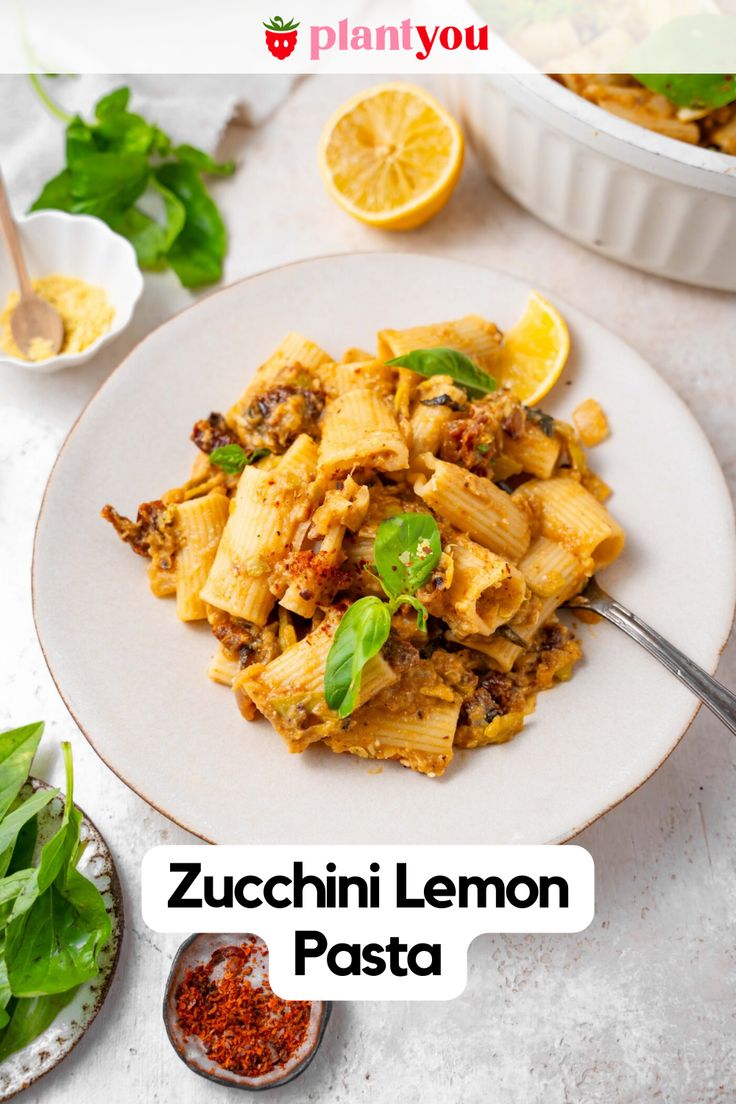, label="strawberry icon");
[264,16,300,60]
